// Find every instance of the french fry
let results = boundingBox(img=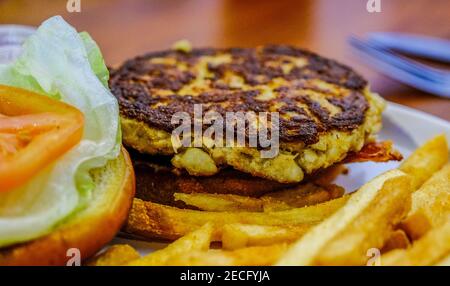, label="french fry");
[174,183,345,212]
[435,253,450,266]
[90,135,450,266]
[174,192,263,212]
[381,229,411,253]
[261,183,345,211]
[399,134,448,190]
[125,196,349,240]
[162,244,289,266]
[381,220,450,266]
[86,244,140,266]
[400,163,450,240]
[276,169,412,266]
[126,223,214,266]
[410,163,450,223]
[400,211,432,241]
[221,224,309,250]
